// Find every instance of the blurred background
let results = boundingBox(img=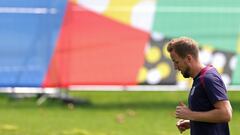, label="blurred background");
[0,0,239,135]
